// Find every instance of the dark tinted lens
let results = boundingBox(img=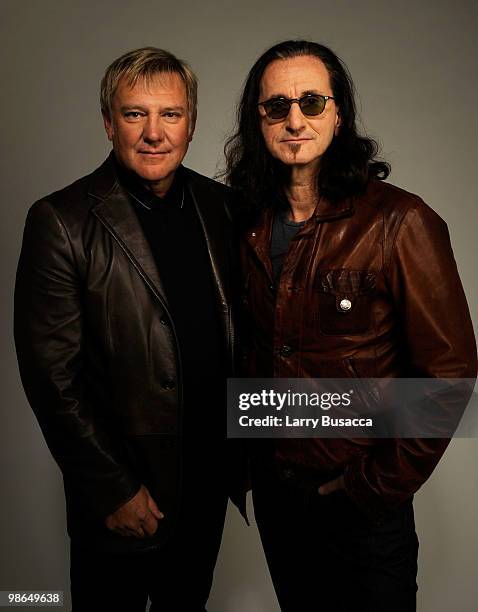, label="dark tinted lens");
[300,95,326,116]
[263,99,291,119]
